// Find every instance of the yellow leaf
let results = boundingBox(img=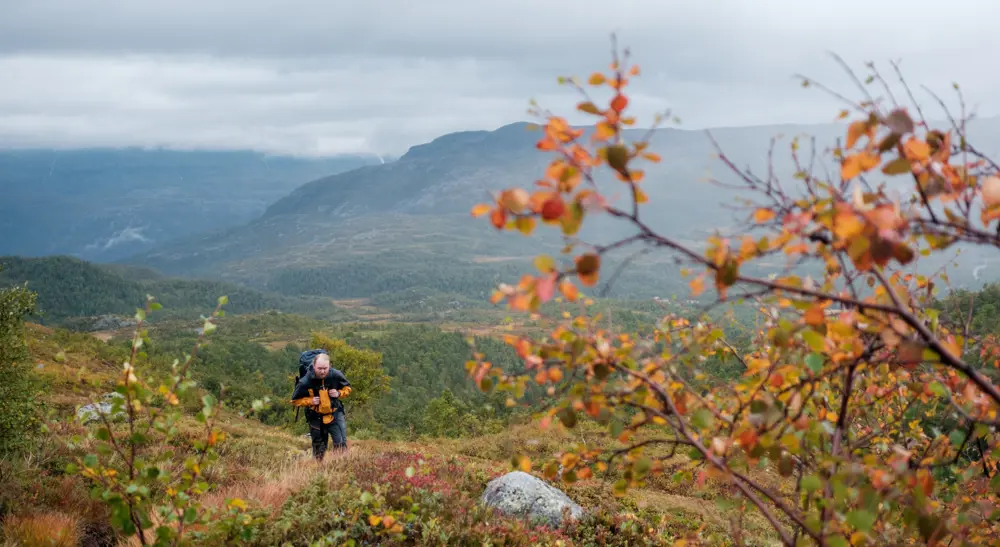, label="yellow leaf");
[594,122,616,141]
[589,72,606,86]
[228,498,247,510]
[515,216,536,235]
[368,515,382,526]
[753,208,776,223]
